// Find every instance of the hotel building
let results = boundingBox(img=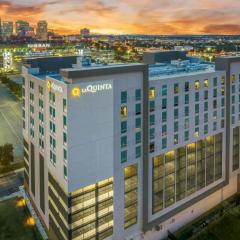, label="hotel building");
[22,53,240,240]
